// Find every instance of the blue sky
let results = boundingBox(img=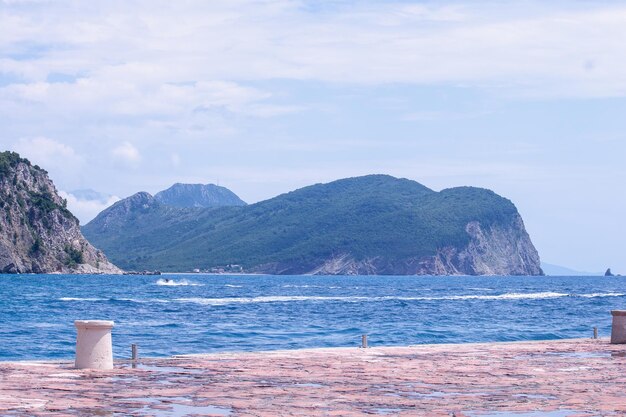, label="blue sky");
[1,0,626,273]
